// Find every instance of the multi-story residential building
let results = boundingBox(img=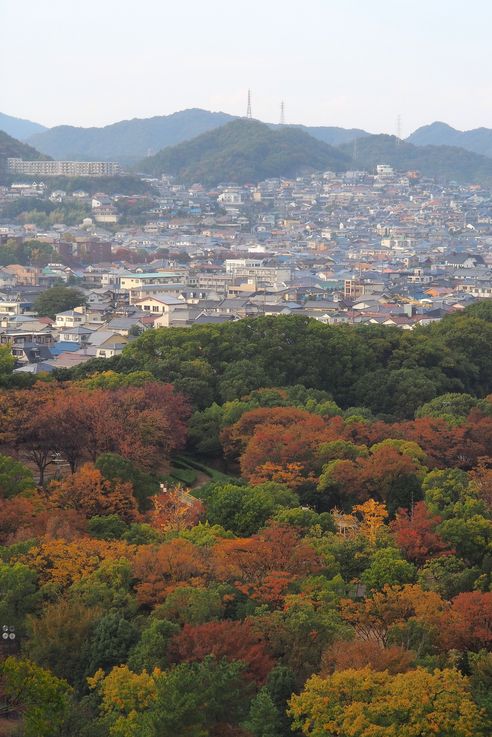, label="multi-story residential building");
[7,159,121,177]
